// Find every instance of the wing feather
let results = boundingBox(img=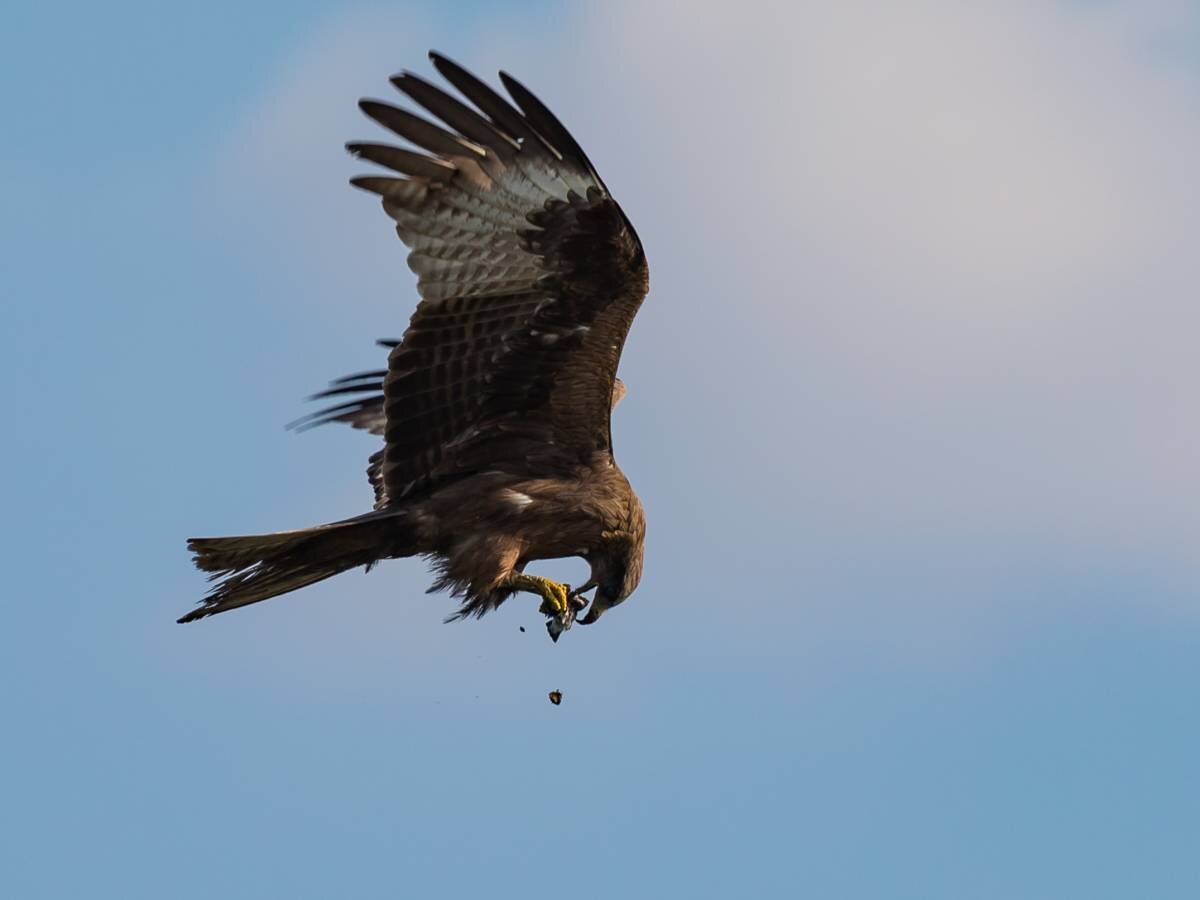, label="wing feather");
[358,100,486,159]
[428,53,552,153]
[498,71,604,187]
[346,143,455,181]
[390,72,520,157]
